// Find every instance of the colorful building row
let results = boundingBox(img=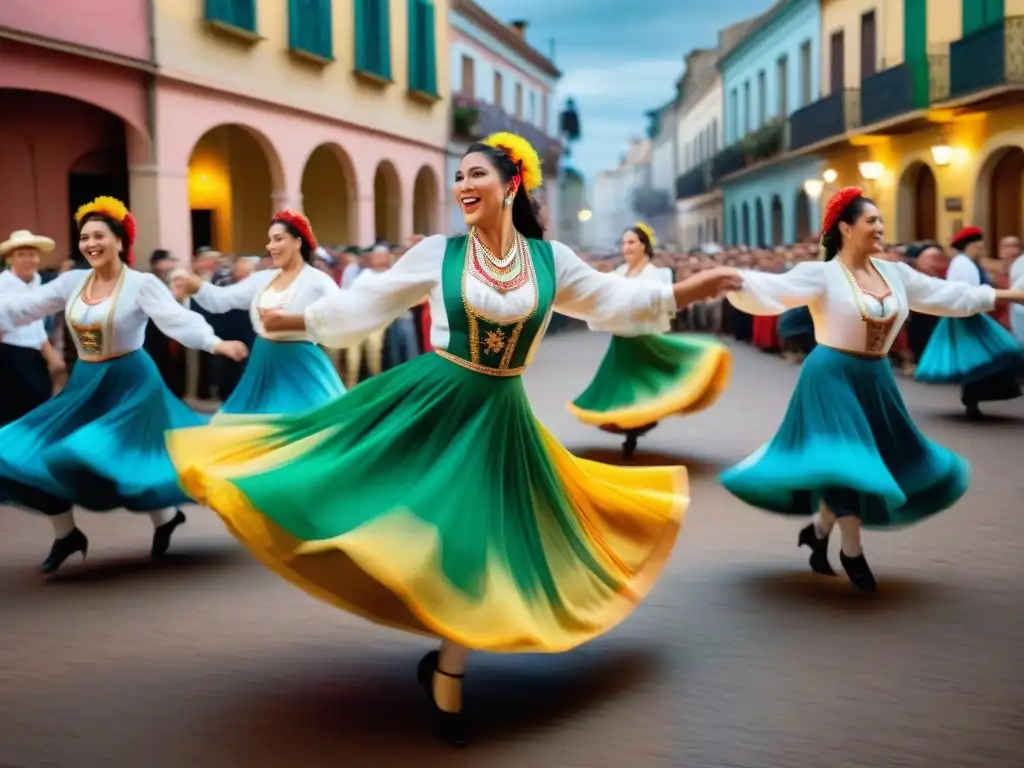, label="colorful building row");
[1,0,563,268]
[670,0,1024,248]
